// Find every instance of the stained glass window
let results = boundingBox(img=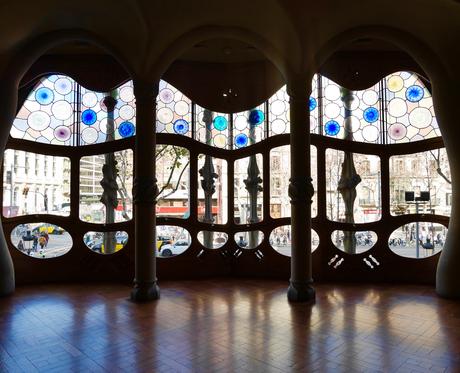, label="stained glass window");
[156,80,192,136]
[195,106,230,149]
[12,75,136,145]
